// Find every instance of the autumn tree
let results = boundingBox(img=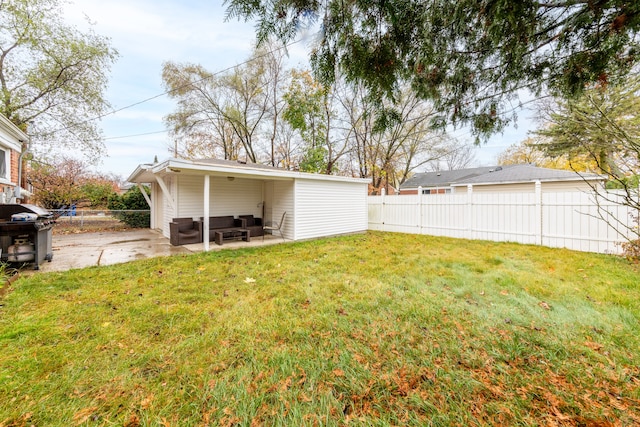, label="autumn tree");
[226,0,639,138]
[163,45,289,164]
[497,137,598,172]
[337,82,450,192]
[220,60,270,163]
[27,157,120,209]
[0,0,118,161]
[260,44,289,166]
[163,62,244,160]
[427,139,477,172]
[534,77,640,178]
[283,69,349,173]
